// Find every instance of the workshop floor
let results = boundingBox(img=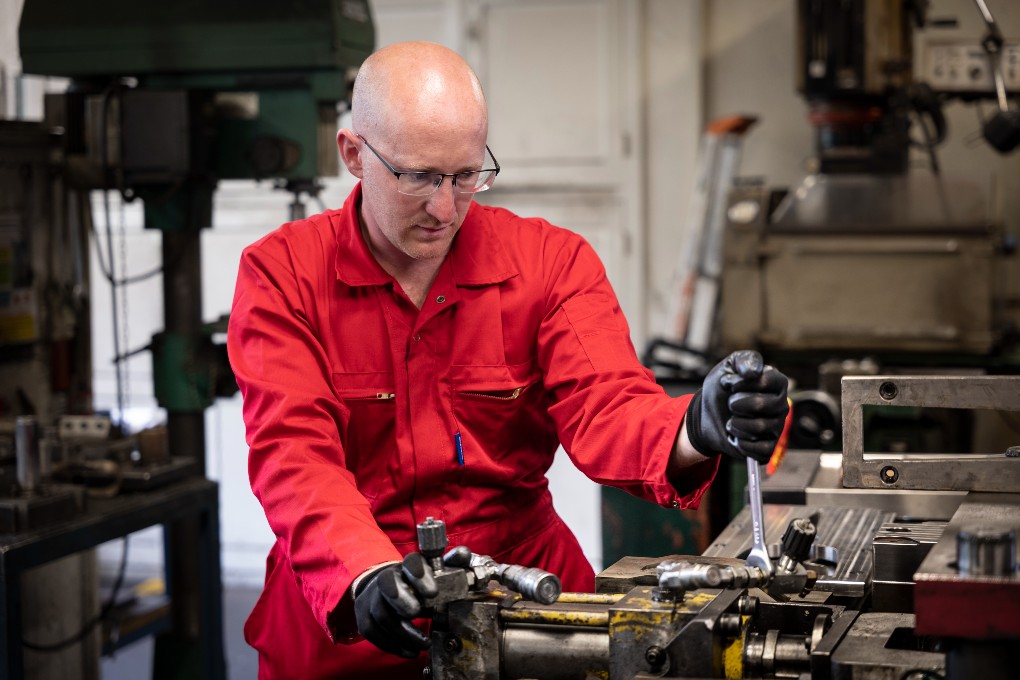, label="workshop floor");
[101,586,260,680]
